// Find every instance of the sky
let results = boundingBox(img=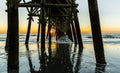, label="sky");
[0,0,120,34]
